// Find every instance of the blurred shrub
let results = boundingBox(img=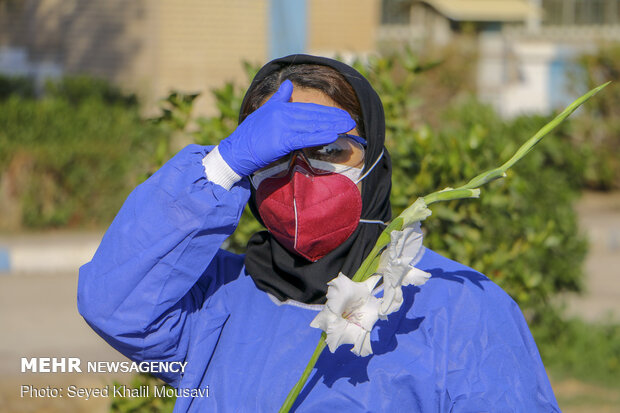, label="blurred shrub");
[45,75,138,107]
[0,76,163,230]
[532,311,620,386]
[397,101,587,316]
[572,44,620,189]
[110,374,175,413]
[147,91,201,177]
[0,74,35,100]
